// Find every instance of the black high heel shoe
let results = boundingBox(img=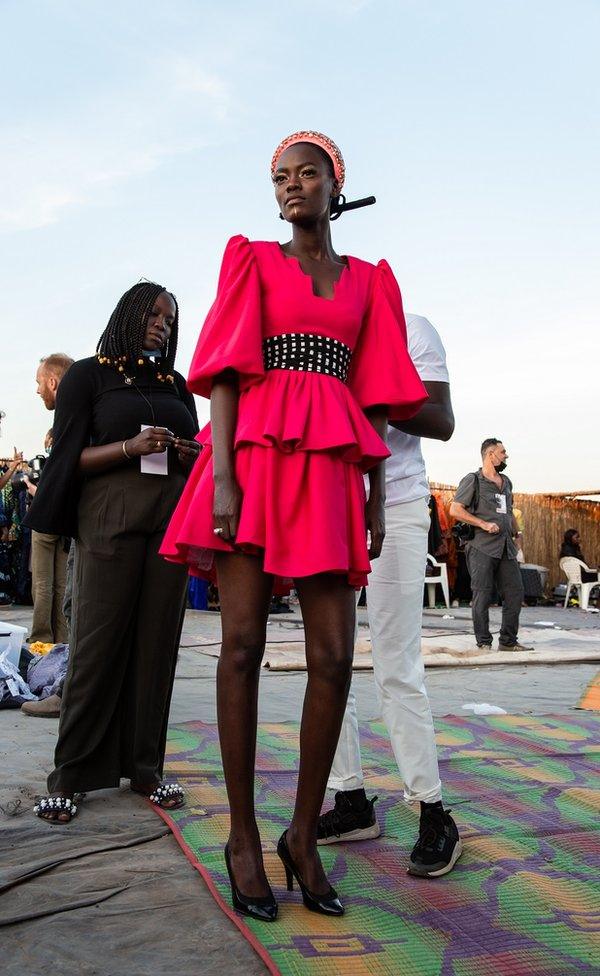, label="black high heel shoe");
[276,830,344,916]
[224,844,278,922]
